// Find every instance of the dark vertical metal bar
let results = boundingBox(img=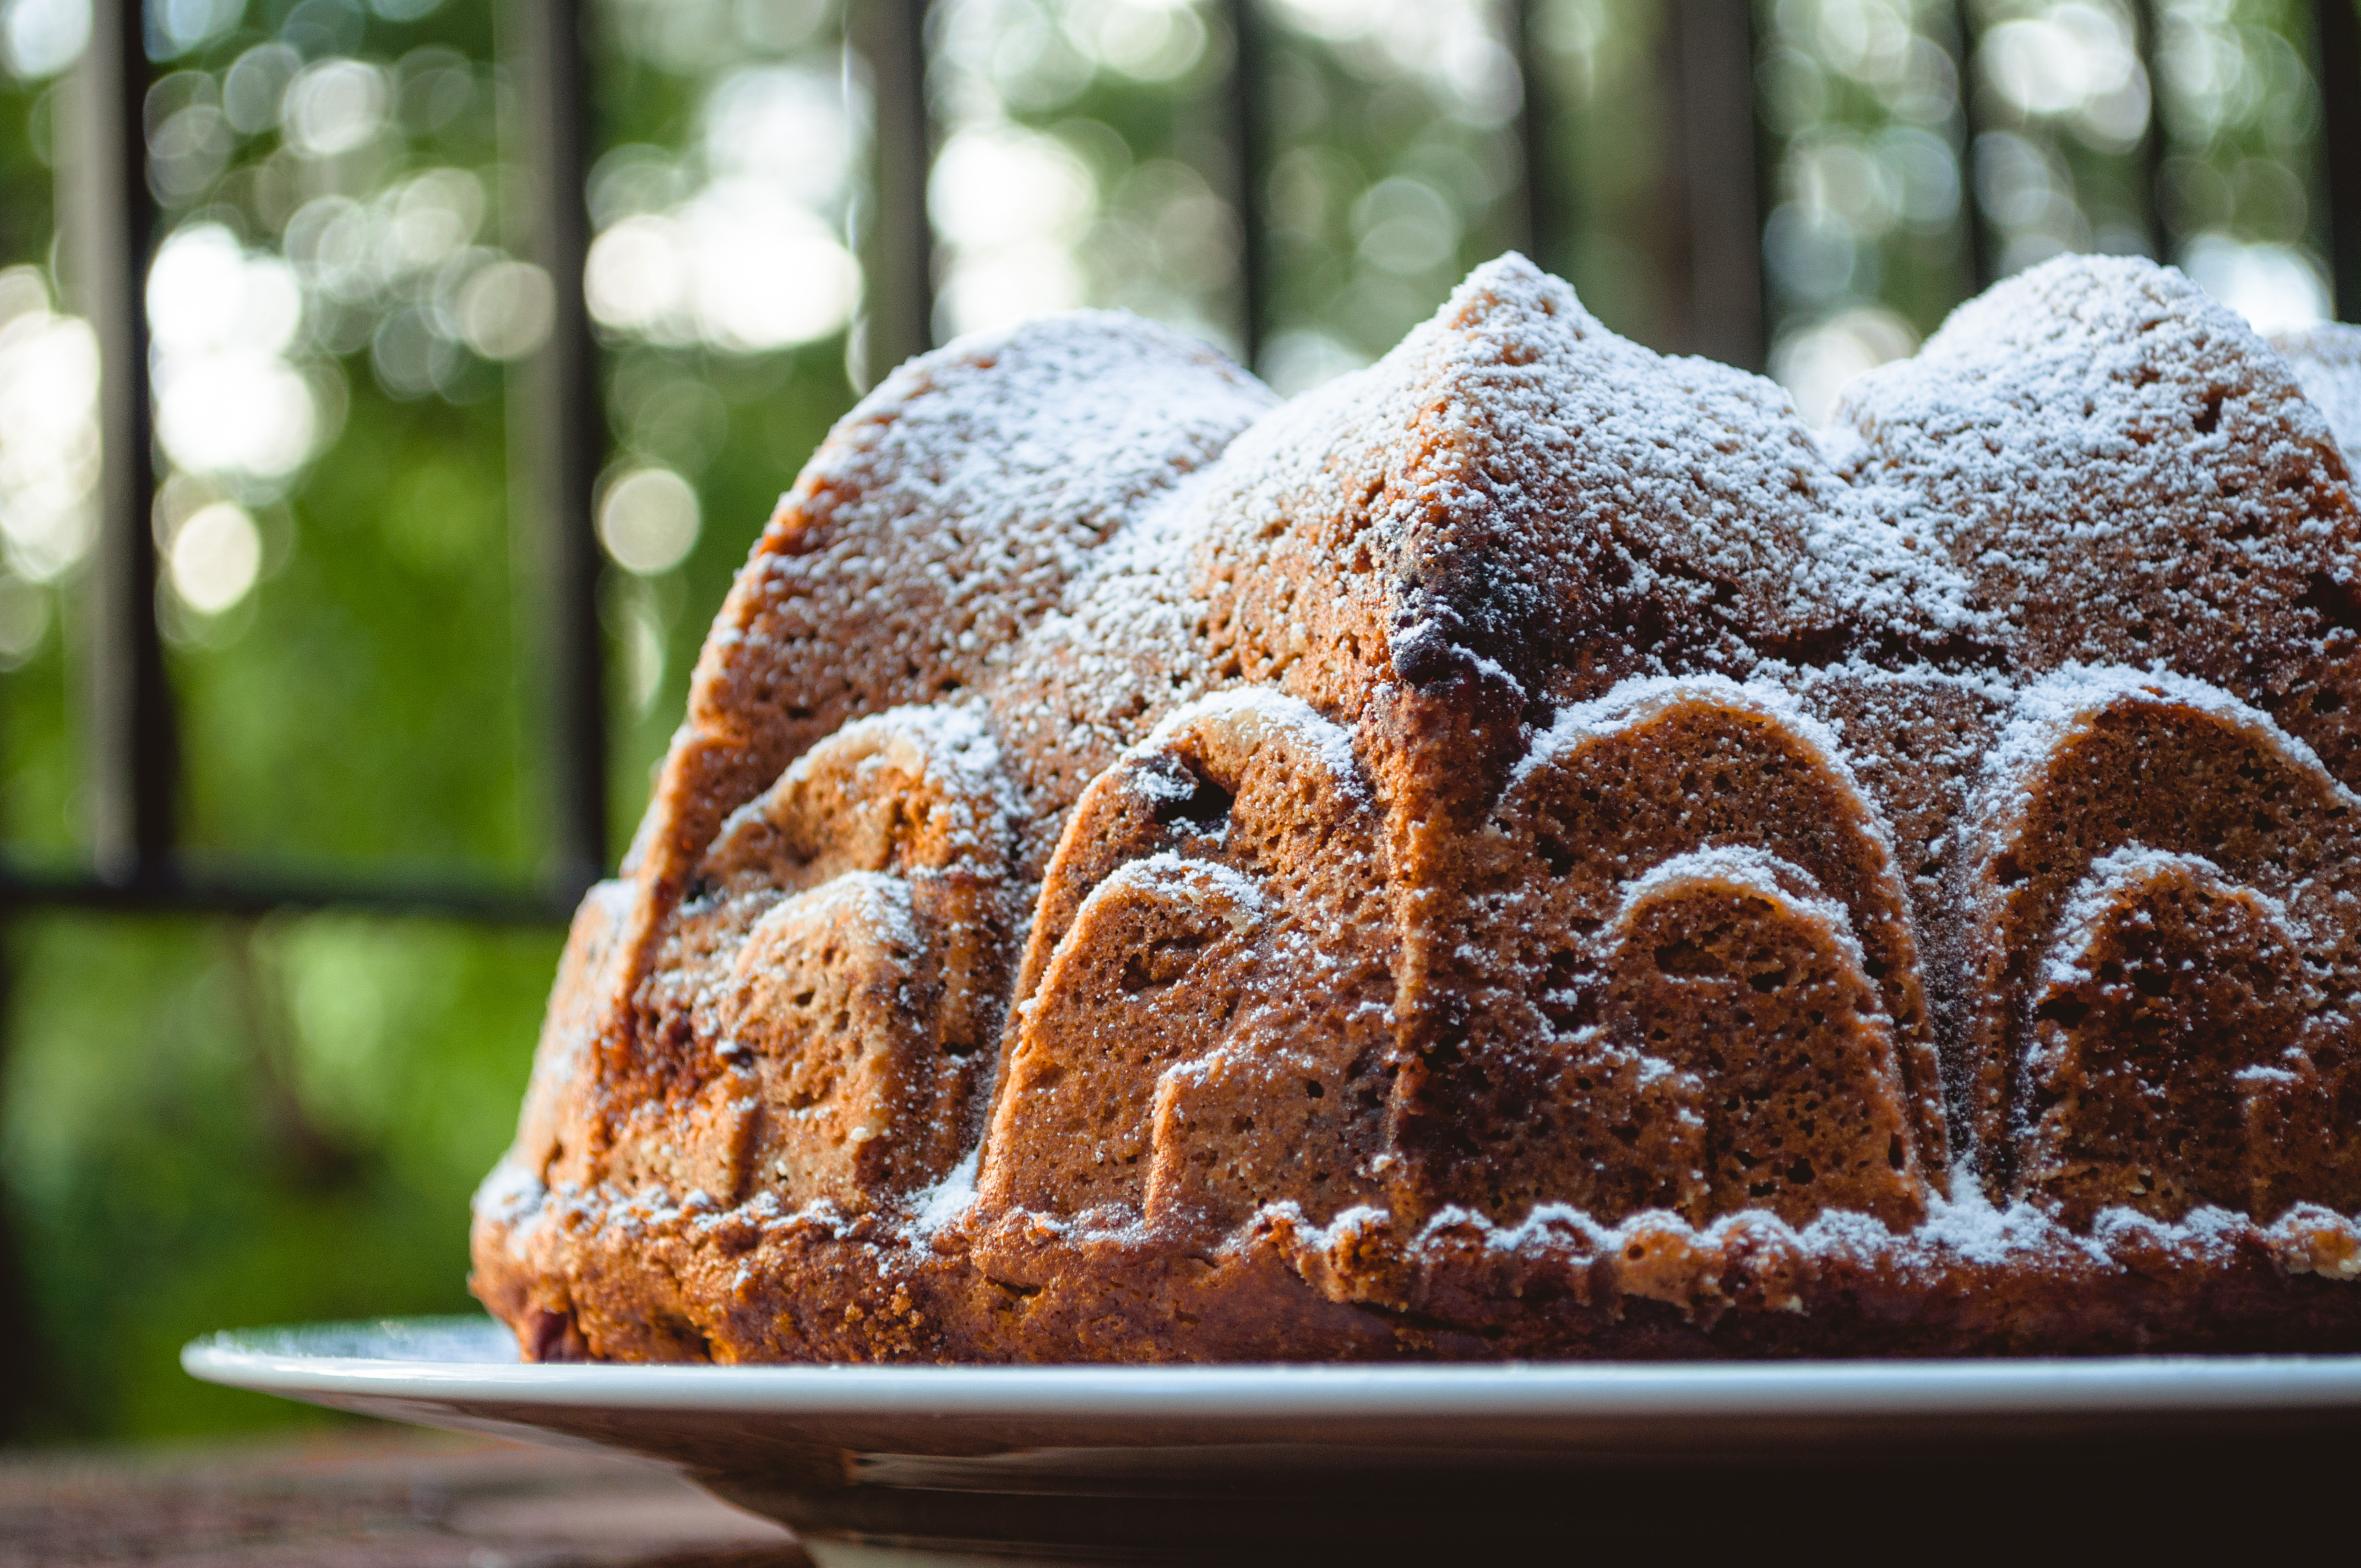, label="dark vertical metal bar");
[1949,0,1994,292]
[2318,0,2361,320]
[849,0,935,382]
[1674,0,1765,368]
[1223,0,1268,368]
[2129,0,2173,262]
[513,0,607,892]
[75,0,175,885]
[1512,0,1554,269]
